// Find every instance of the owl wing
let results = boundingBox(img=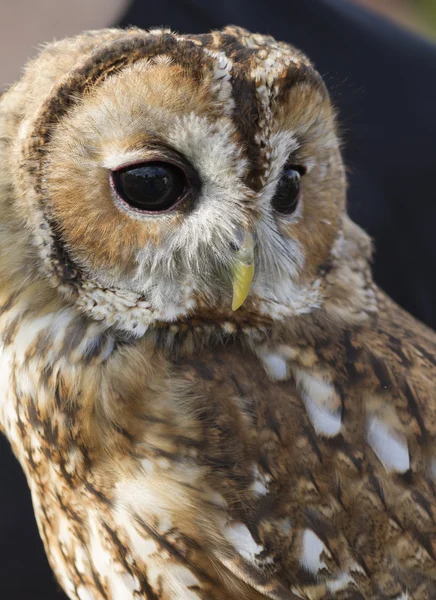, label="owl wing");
[182,291,436,600]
